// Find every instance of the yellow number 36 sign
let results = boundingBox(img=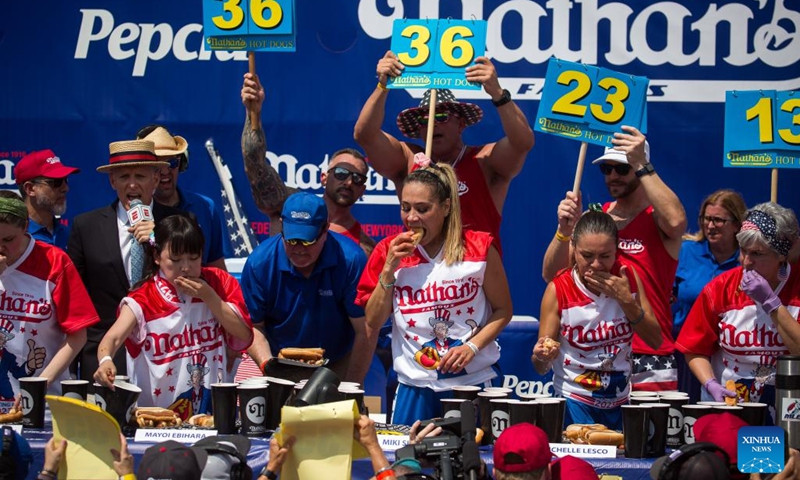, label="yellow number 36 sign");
[202,0,296,52]
[388,19,487,91]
